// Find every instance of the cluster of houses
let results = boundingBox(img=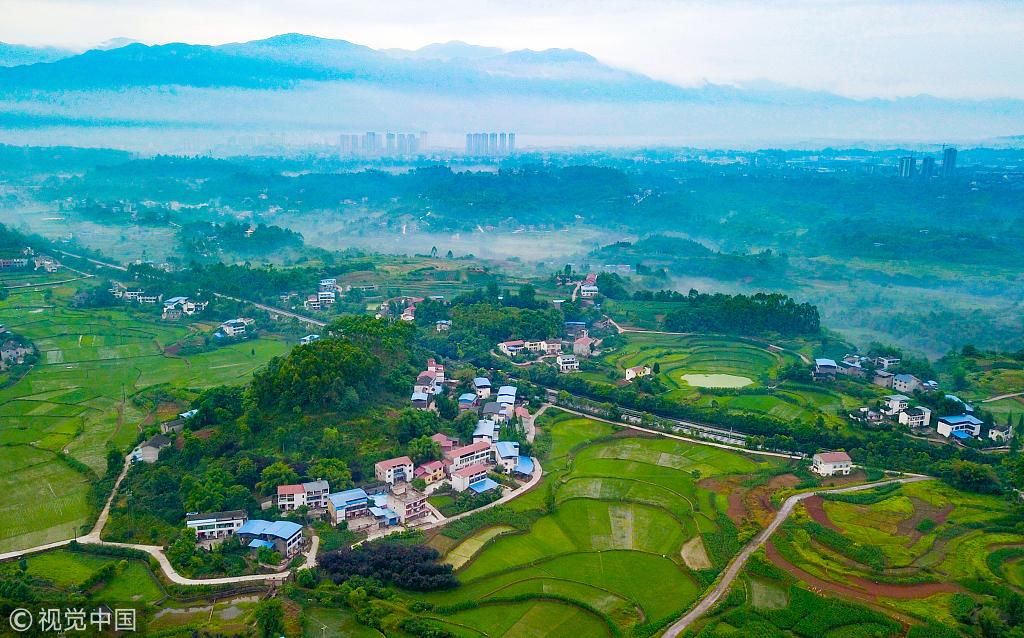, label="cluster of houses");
[813,354,938,393]
[852,393,1008,444]
[109,282,162,305]
[493,322,606,376]
[555,272,600,300]
[186,510,305,558]
[161,296,208,320]
[411,358,448,409]
[303,278,339,312]
[0,248,60,273]
[0,333,34,370]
